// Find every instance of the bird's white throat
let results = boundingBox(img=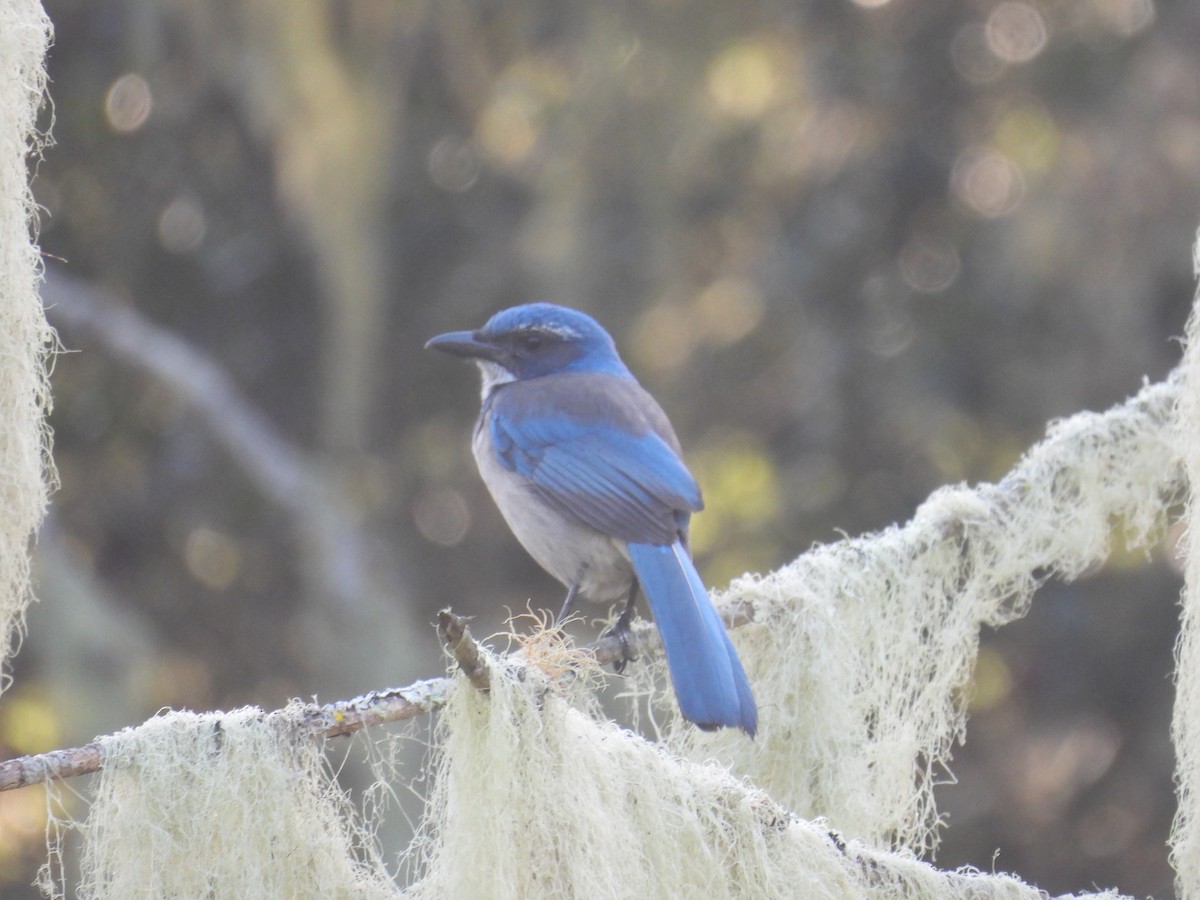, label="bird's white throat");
[476,360,516,398]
